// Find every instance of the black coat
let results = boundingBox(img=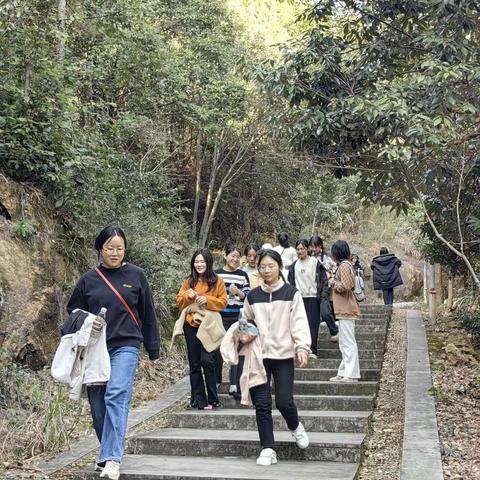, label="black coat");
[371,254,403,290]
